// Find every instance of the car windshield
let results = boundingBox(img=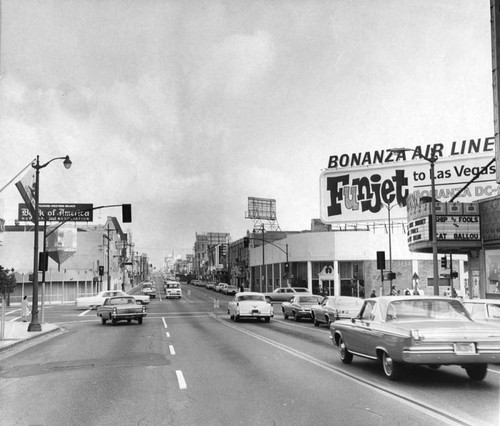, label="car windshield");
[385,299,471,322]
[237,295,265,302]
[166,284,179,288]
[110,298,135,305]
